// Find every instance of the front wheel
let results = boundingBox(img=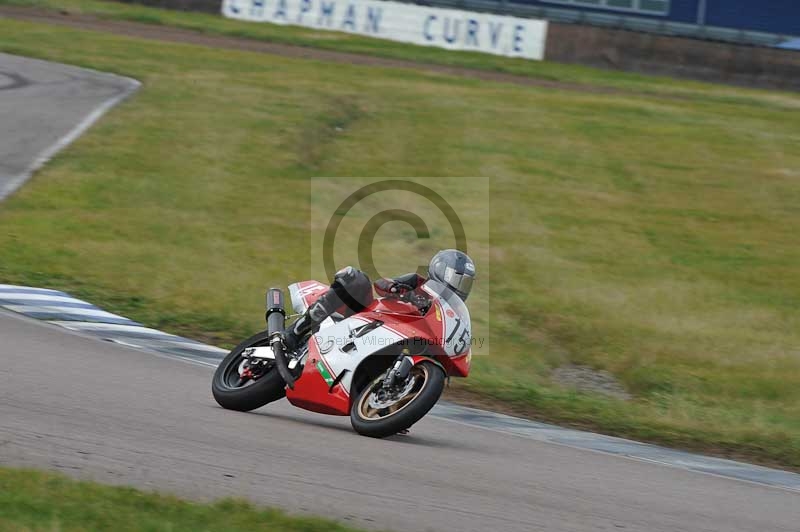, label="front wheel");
[350,361,445,438]
[212,331,287,412]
